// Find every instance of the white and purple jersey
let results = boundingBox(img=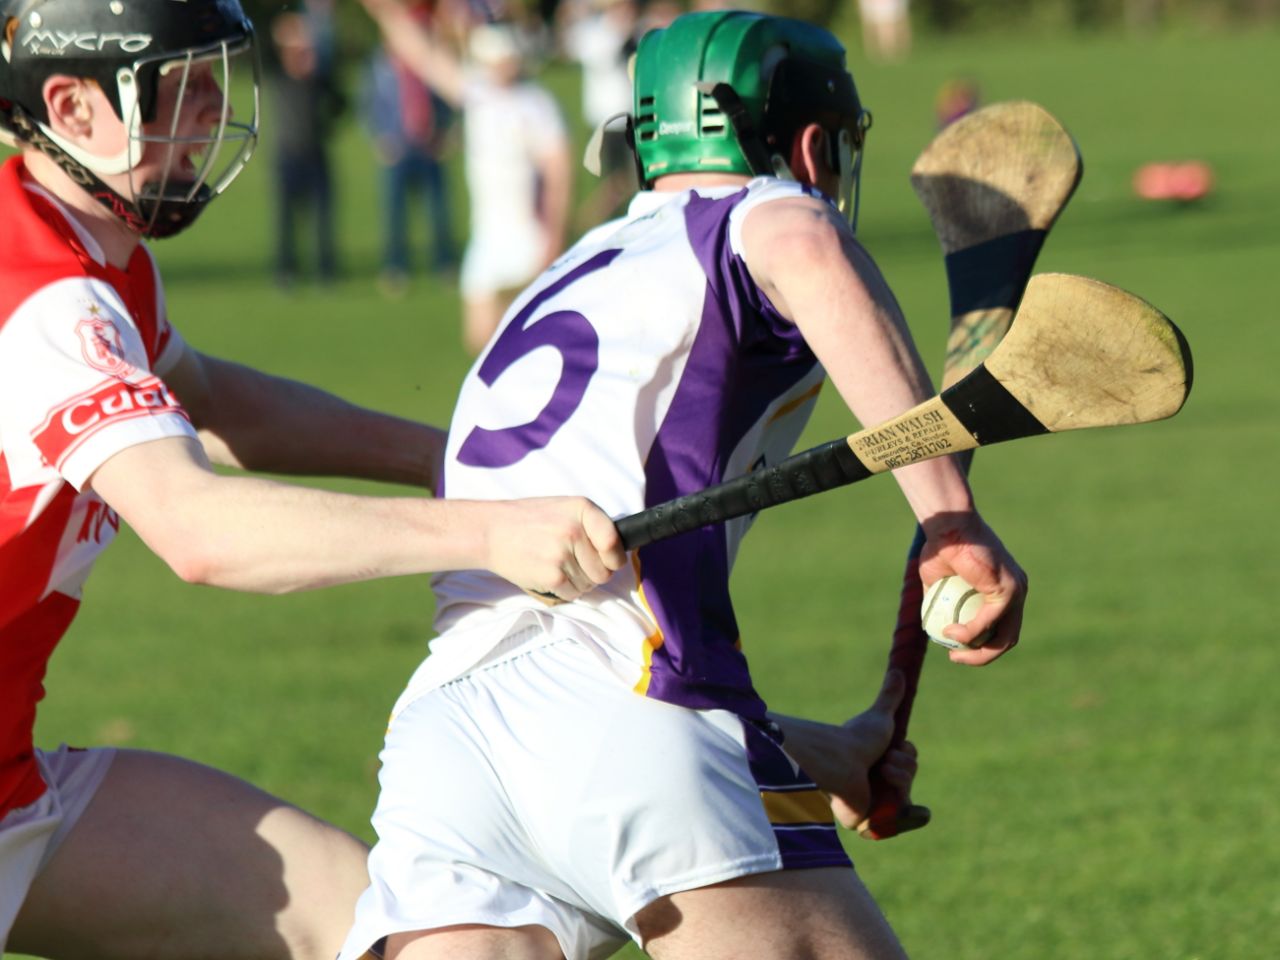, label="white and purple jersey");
[433,178,829,720]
